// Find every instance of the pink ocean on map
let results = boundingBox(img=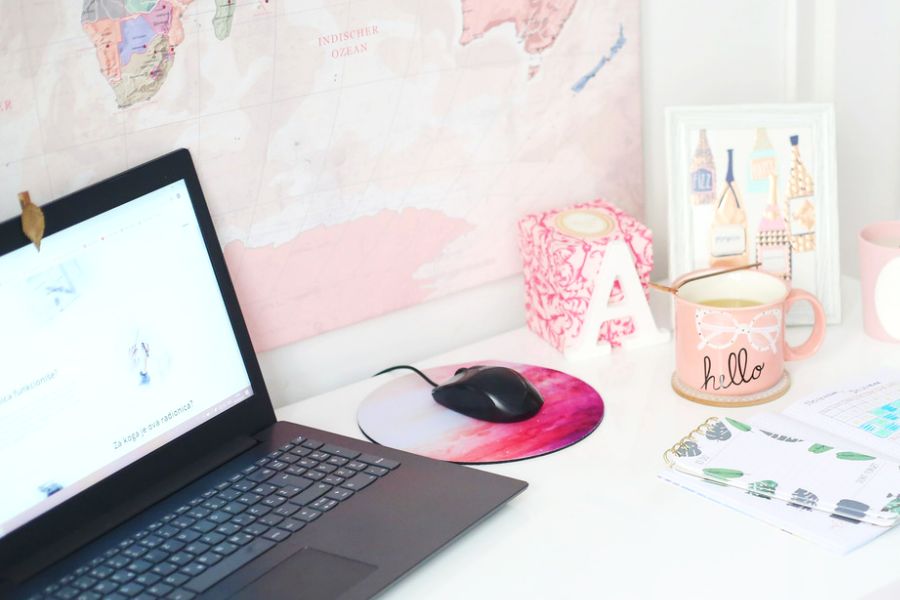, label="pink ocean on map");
[357,361,604,464]
[518,199,654,353]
